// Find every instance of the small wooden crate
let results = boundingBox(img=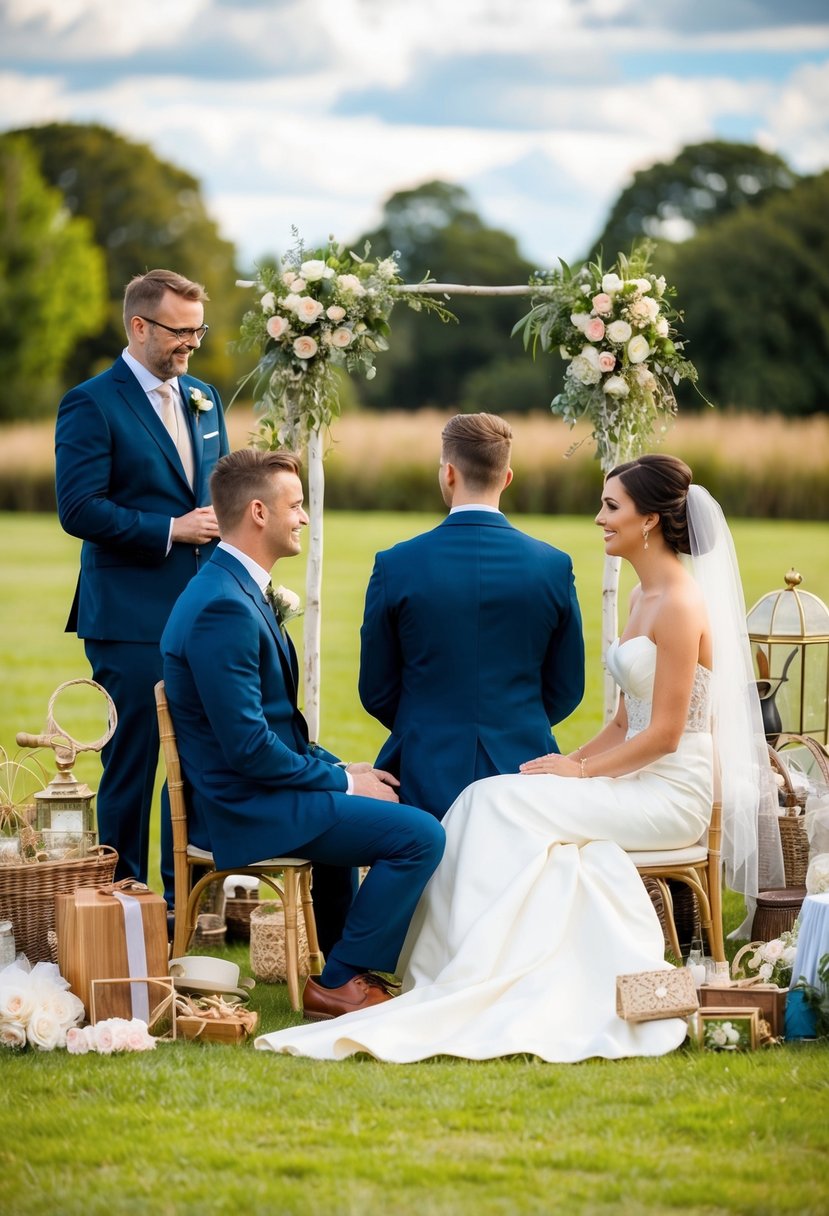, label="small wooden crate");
[699,984,787,1038]
[177,1011,259,1044]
